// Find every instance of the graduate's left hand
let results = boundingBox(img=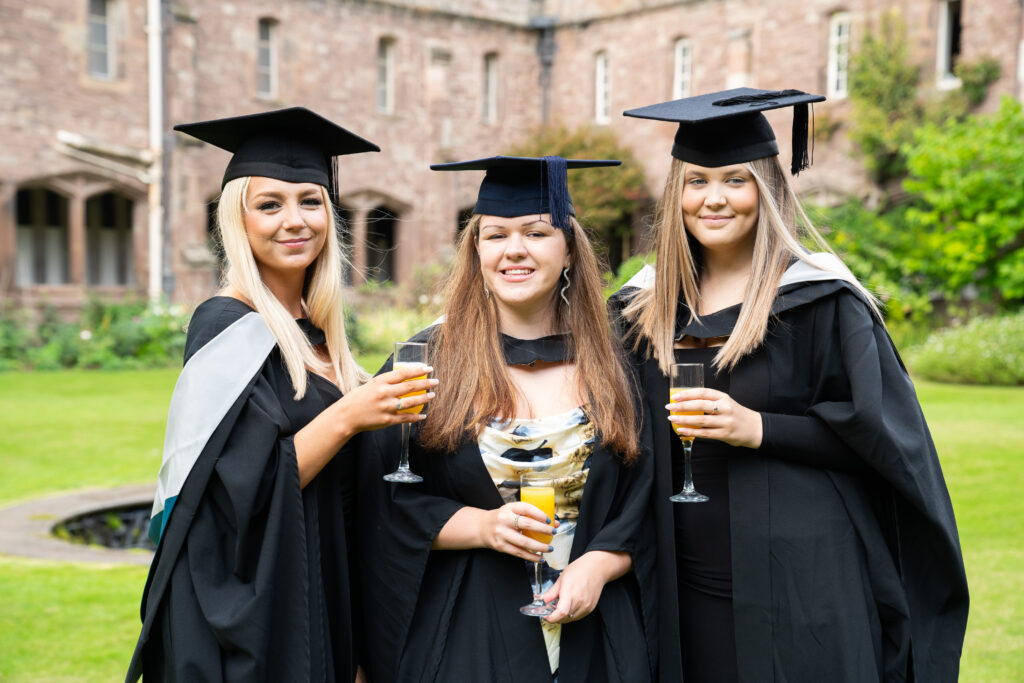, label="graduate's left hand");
[539,550,630,624]
[667,388,763,448]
